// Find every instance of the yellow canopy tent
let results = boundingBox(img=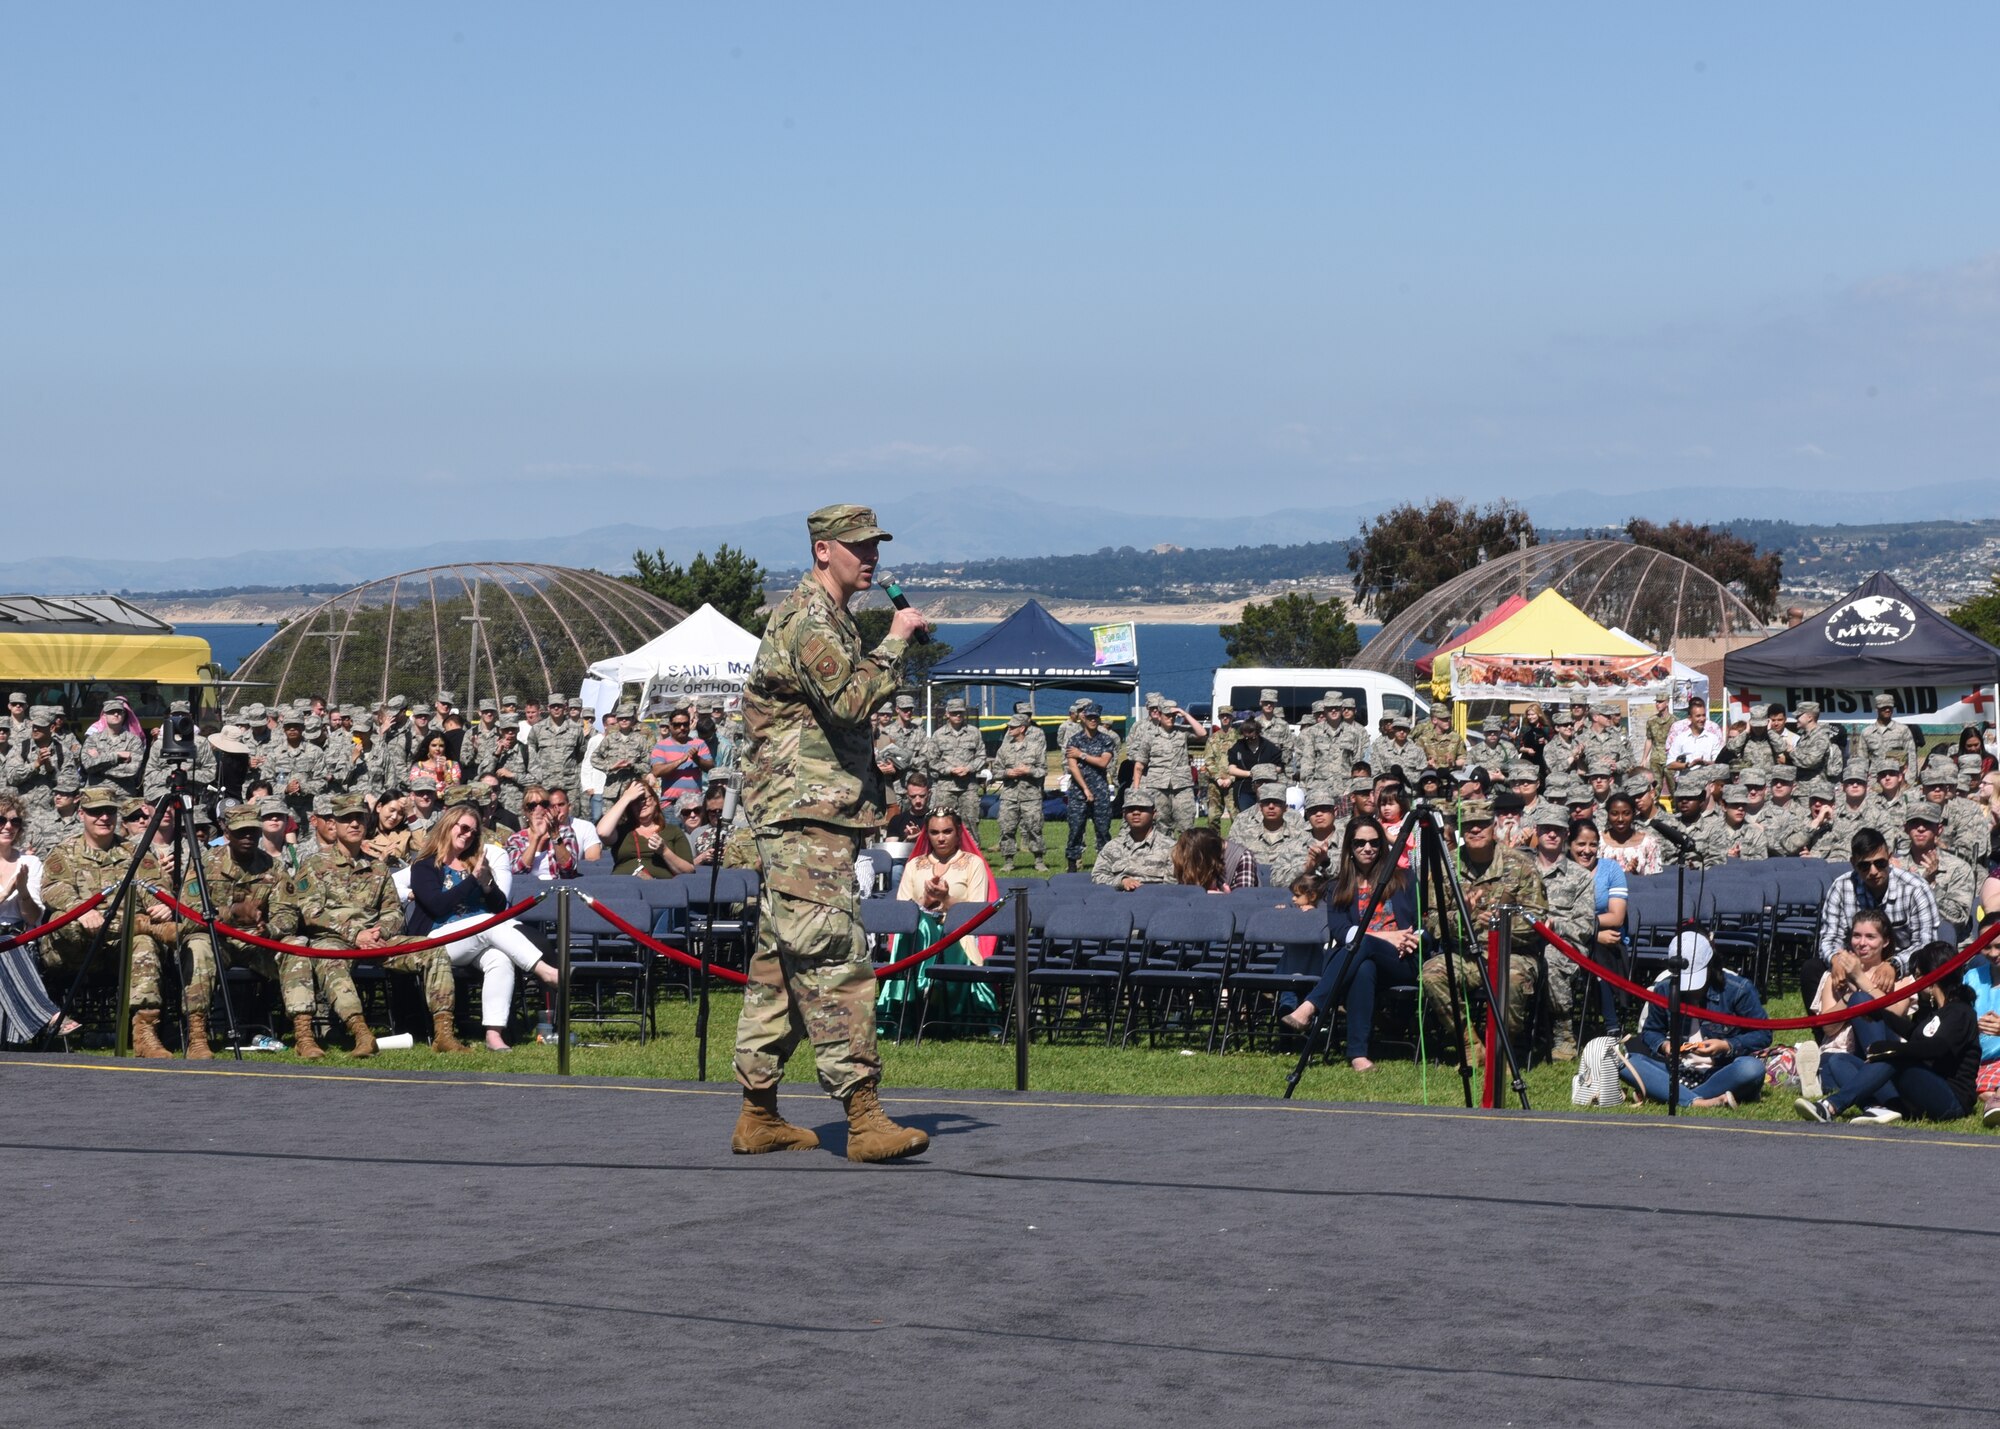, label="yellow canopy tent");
[0,632,214,684]
[1448,590,1674,702]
